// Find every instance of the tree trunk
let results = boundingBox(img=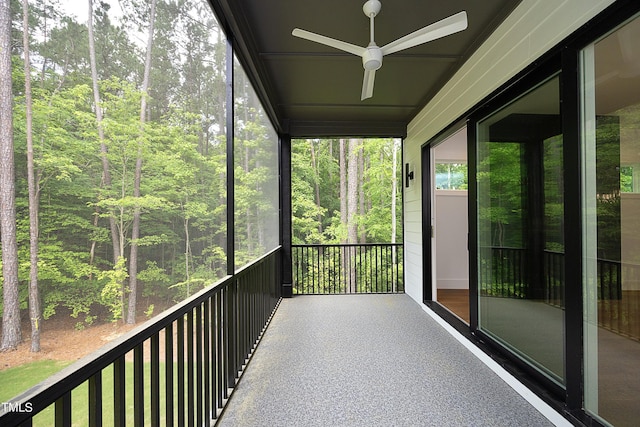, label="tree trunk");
[347,138,359,292]
[245,144,253,255]
[0,0,21,351]
[309,140,322,233]
[184,214,191,296]
[127,0,157,324]
[339,139,348,288]
[88,0,120,263]
[358,145,366,243]
[339,139,347,238]
[23,0,41,352]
